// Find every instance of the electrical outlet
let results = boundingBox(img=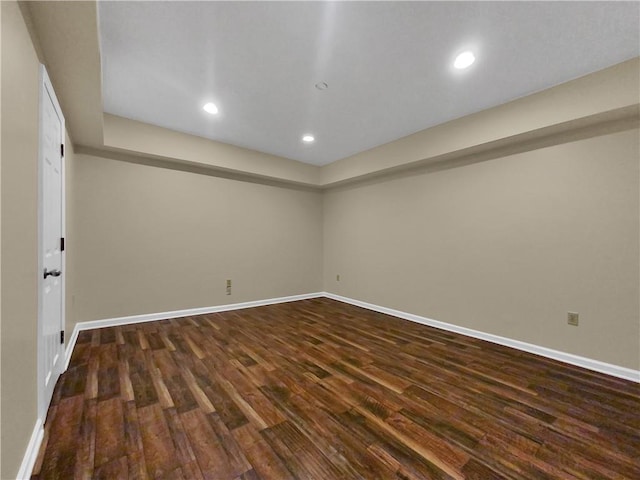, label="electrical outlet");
[568,312,579,326]
[226,279,232,295]
[336,274,340,281]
